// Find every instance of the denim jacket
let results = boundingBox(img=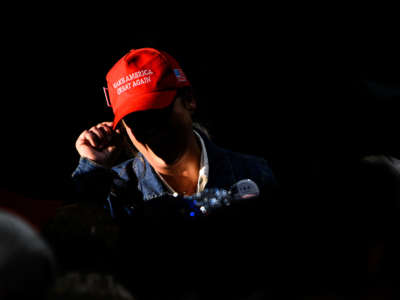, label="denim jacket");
[71,130,278,220]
